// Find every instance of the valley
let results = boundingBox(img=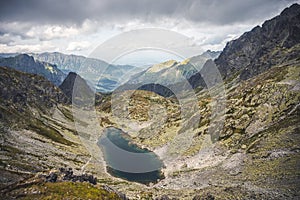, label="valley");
[0,3,299,200]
